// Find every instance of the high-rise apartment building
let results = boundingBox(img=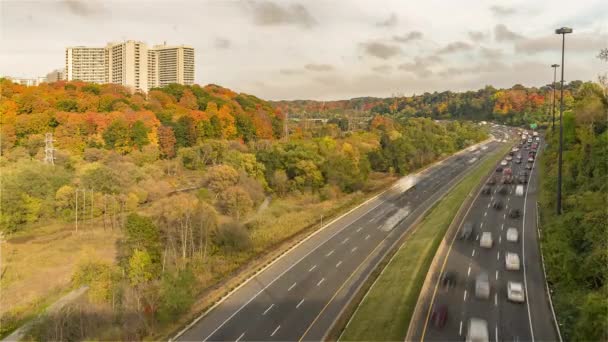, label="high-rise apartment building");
[65,47,107,83]
[64,41,194,93]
